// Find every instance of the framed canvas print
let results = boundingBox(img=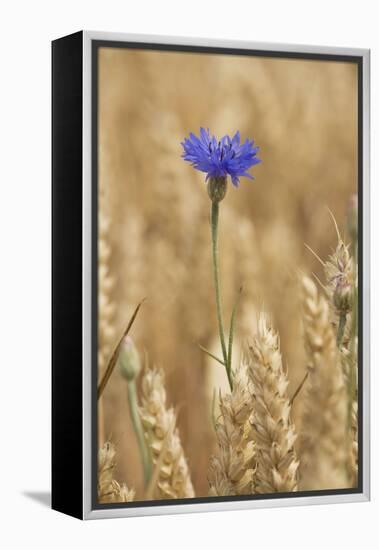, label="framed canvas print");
[52,31,370,520]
